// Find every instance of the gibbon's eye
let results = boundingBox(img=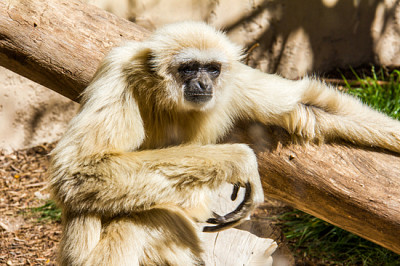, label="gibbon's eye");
[178,63,199,75]
[205,63,221,77]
